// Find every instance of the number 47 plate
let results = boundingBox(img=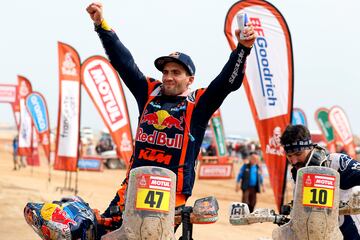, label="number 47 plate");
[135,174,172,212]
